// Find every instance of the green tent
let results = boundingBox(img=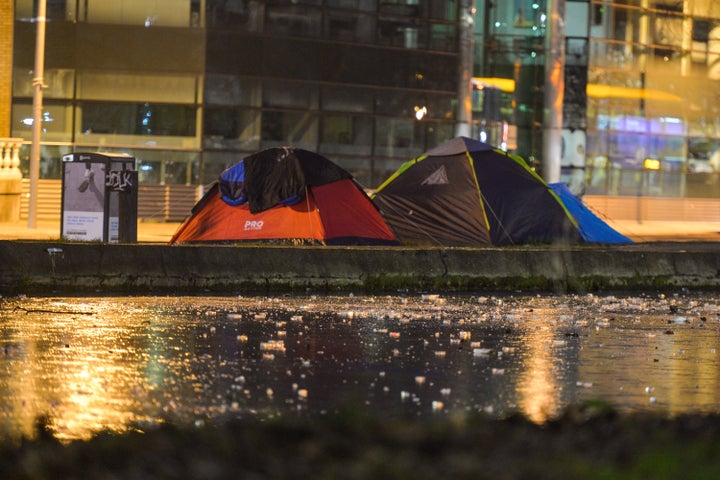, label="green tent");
[371,136,584,246]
